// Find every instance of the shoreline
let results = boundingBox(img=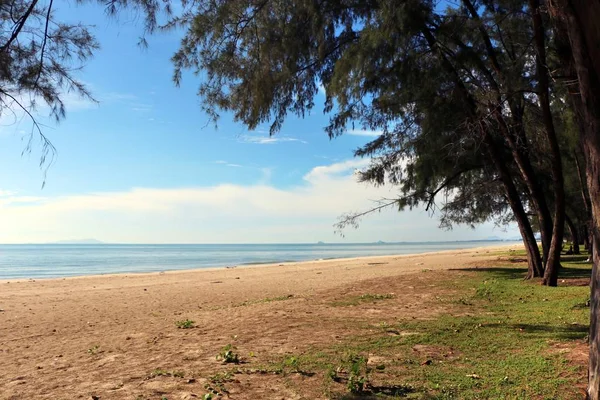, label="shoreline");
[0,242,519,283]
